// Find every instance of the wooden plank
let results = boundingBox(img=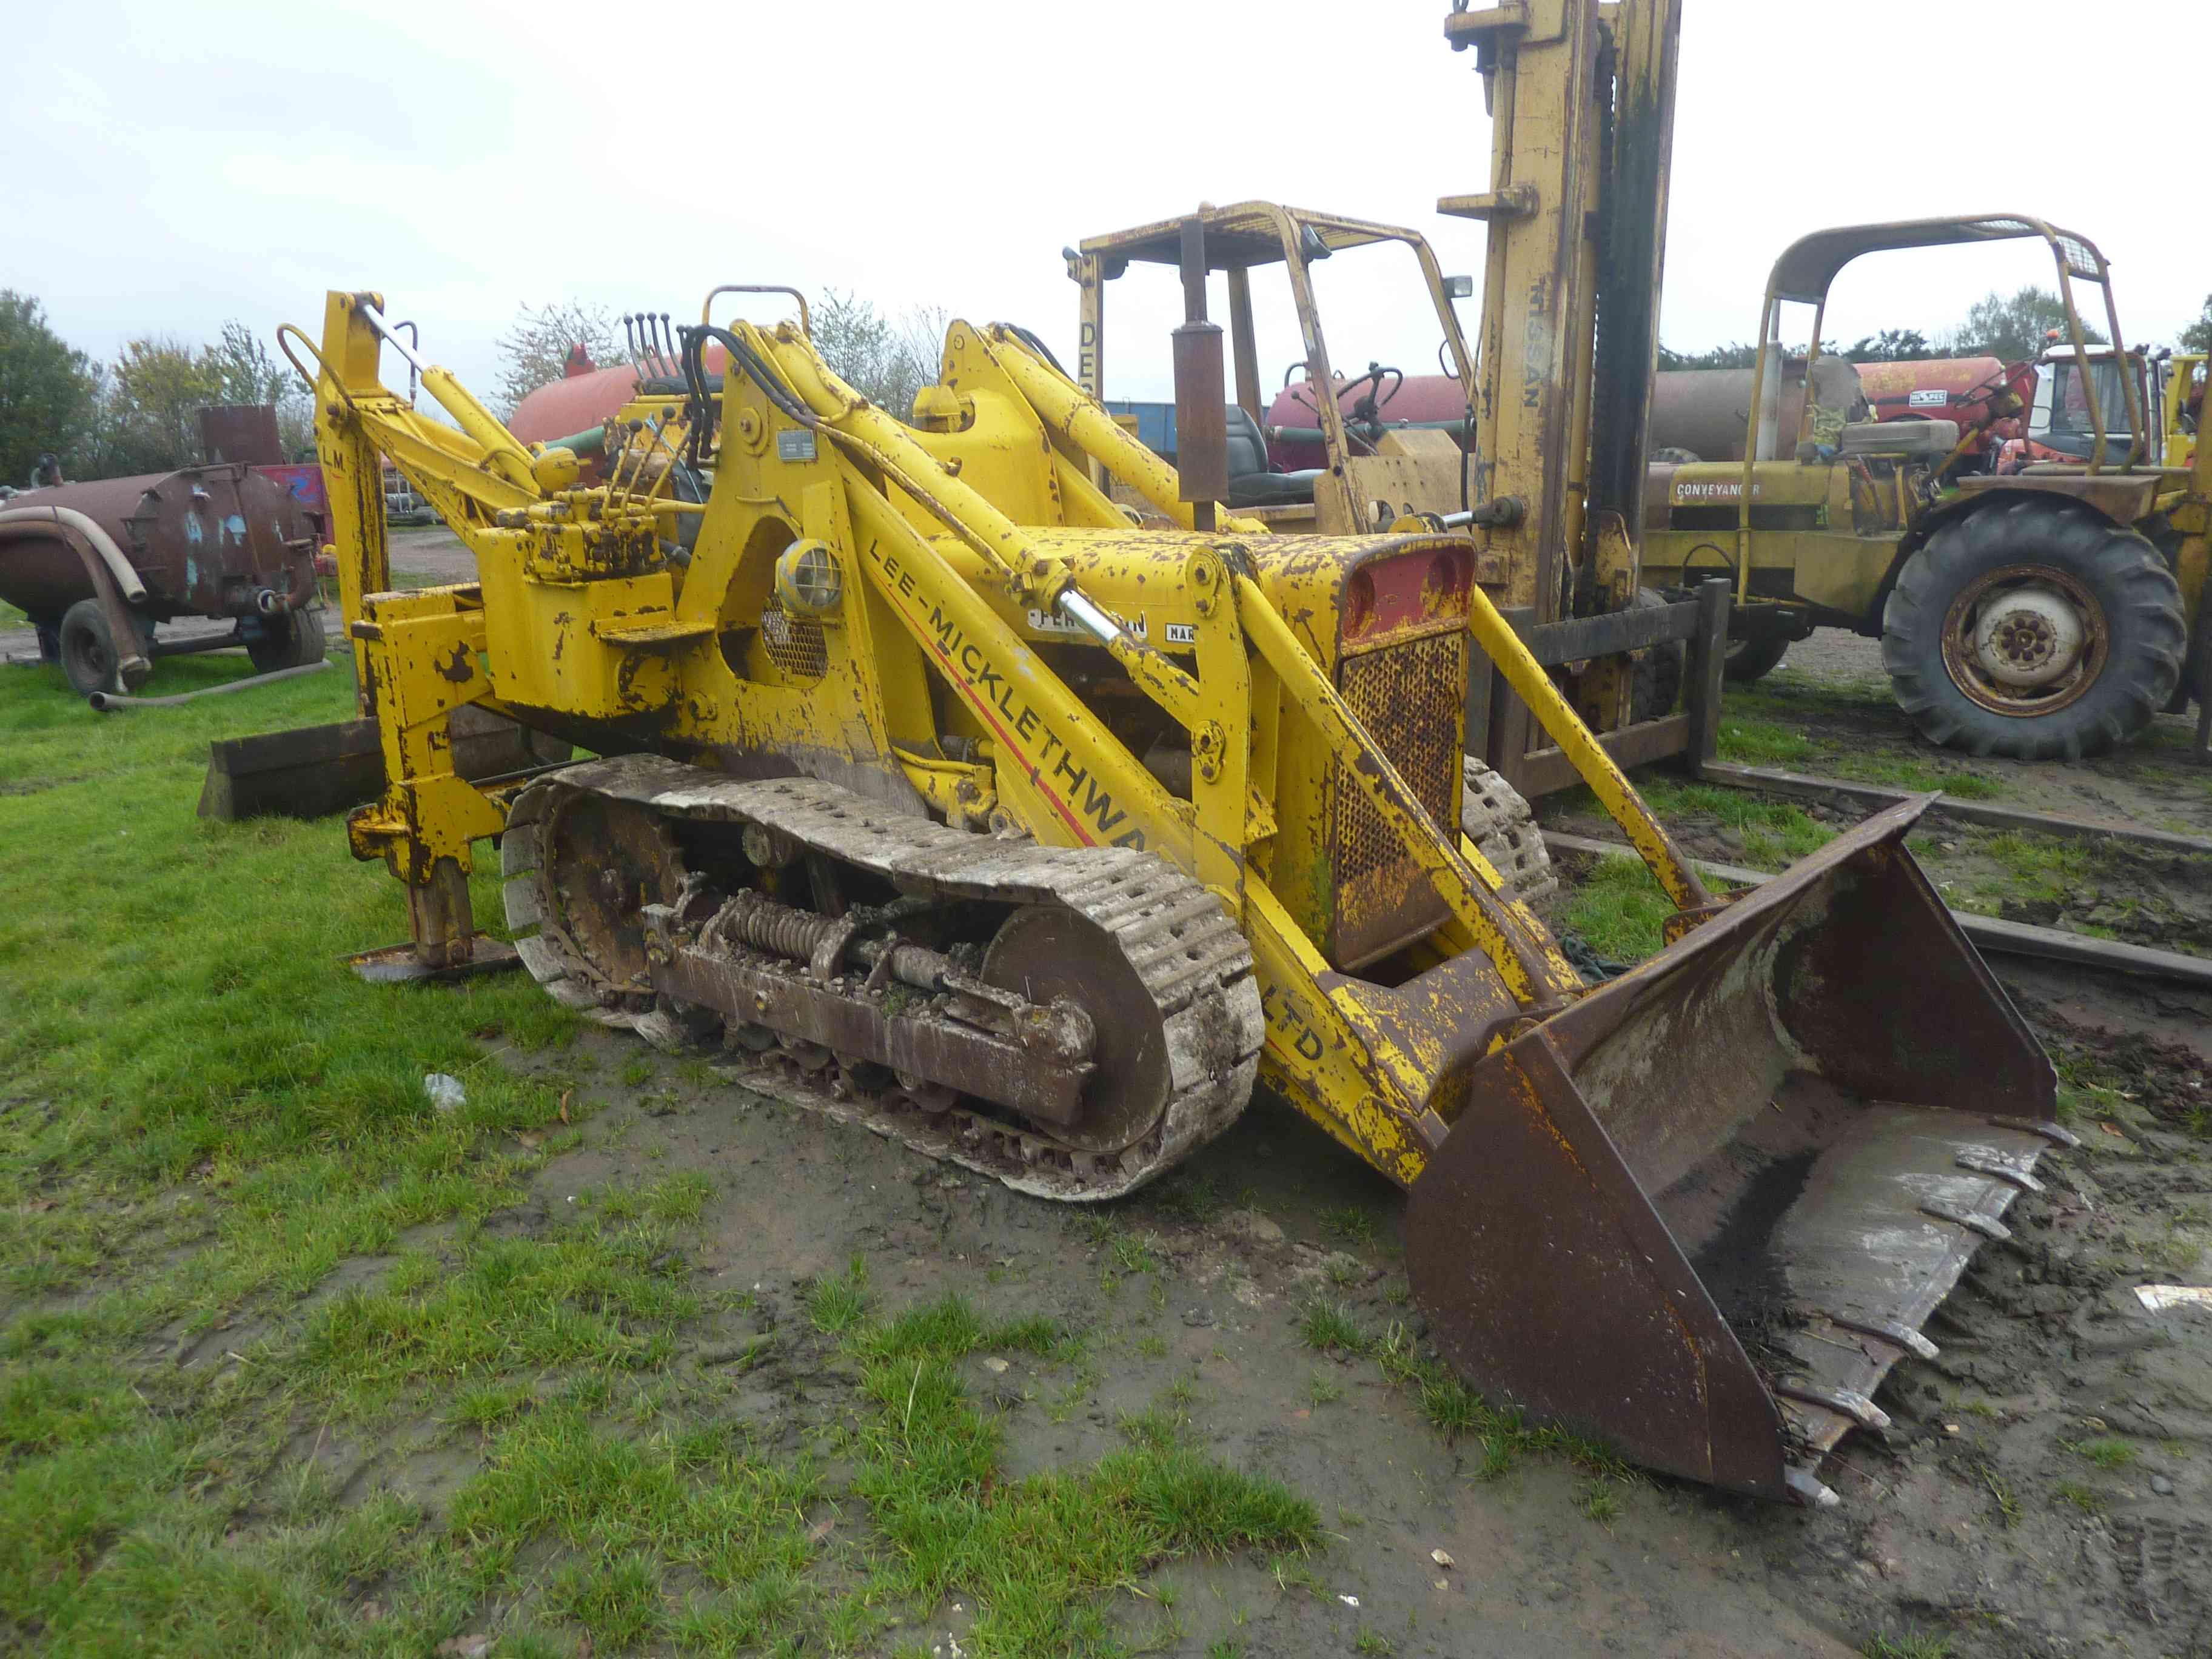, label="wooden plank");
[1681,578,1731,777]
[1543,830,2212,987]
[1510,714,1692,799]
[213,717,381,771]
[198,720,381,820]
[1698,761,2212,856]
[1513,598,1703,666]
